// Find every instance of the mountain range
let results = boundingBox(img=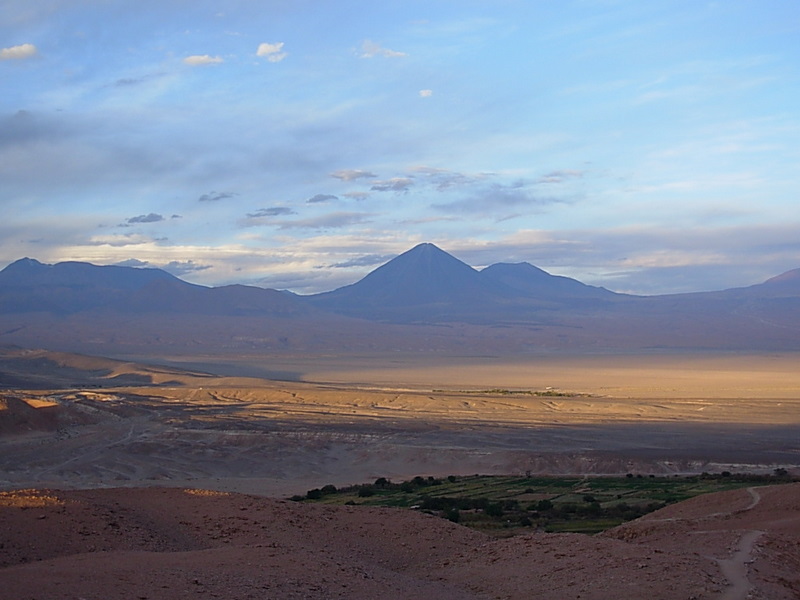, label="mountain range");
[1,243,798,356]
